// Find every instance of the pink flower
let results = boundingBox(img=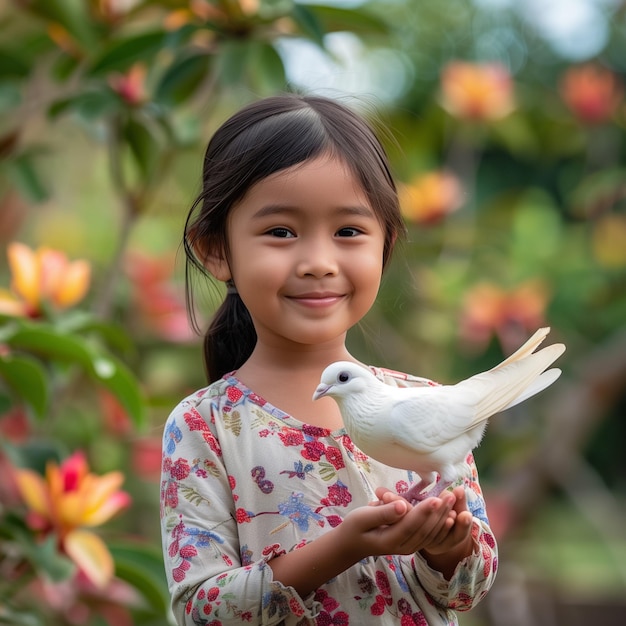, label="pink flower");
[15,451,130,588]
